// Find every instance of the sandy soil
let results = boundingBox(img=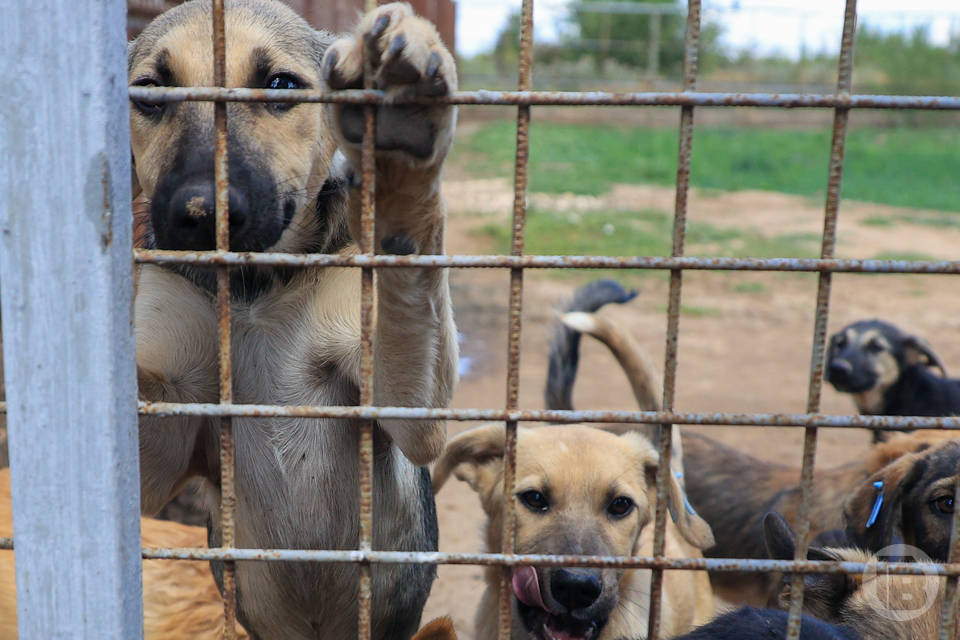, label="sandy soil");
[420,178,960,636]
